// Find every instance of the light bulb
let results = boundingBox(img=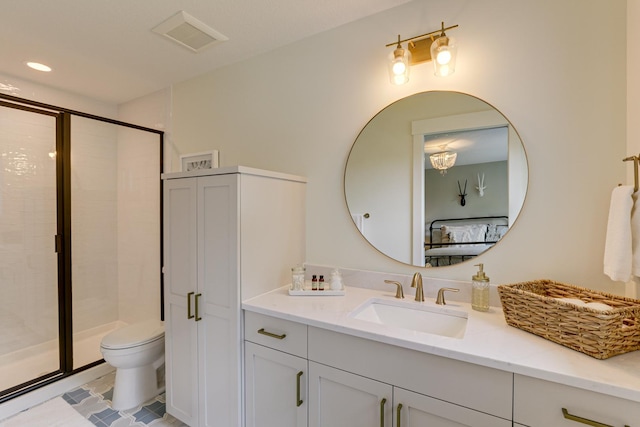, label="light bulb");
[392,60,407,75]
[436,50,451,65]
